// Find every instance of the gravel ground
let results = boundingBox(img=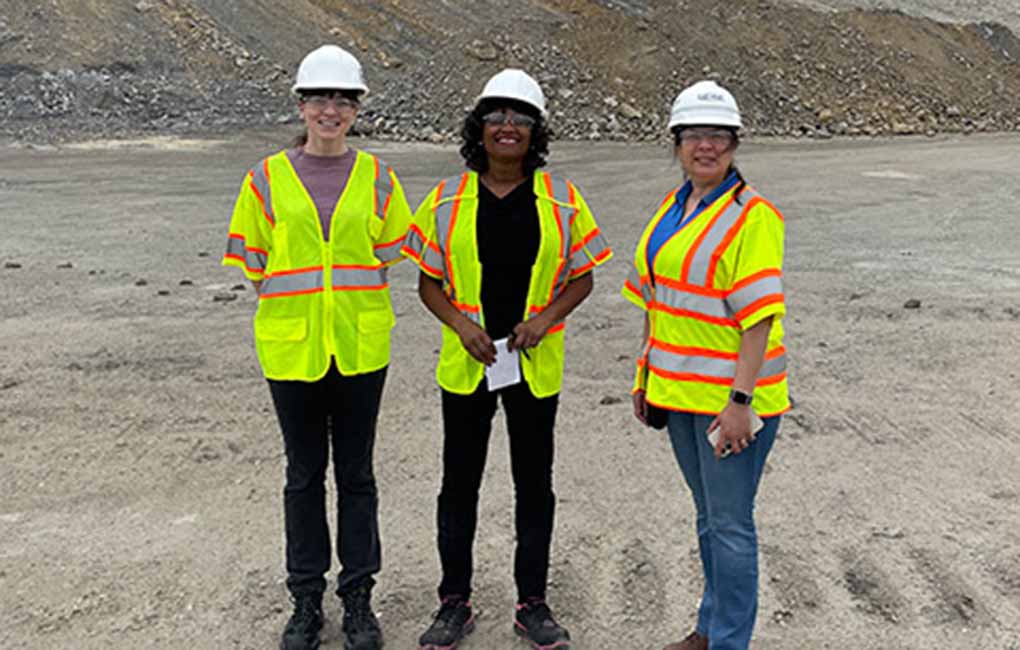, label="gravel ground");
[2,132,1019,648]
[792,0,1020,34]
